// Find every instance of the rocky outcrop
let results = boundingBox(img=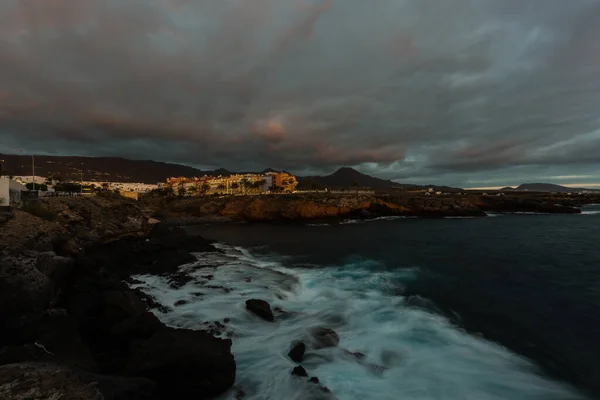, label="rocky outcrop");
[245,299,274,322]
[309,327,340,349]
[0,196,236,399]
[288,342,306,362]
[157,193,486,222]
[0,362,156,400]
[126,329,235,399]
